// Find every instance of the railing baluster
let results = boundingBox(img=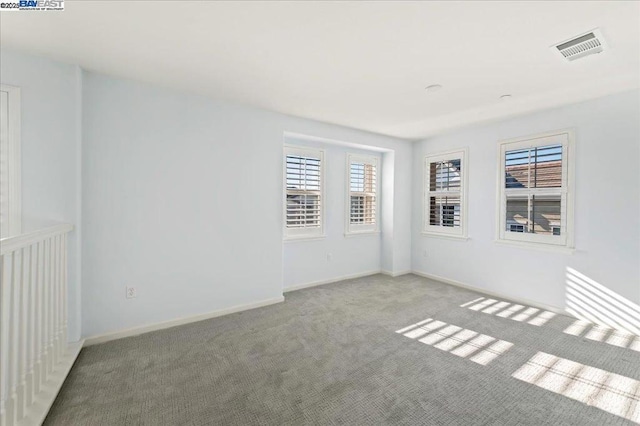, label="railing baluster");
[1,253,11,426]
[9,250,19,425]
[47,236,54,376]
[17,247,29,420]
[51,235,58,369]
[62,234,68,349]
[58,235,63,358]
[51,235,58,370]
[35,240,44,394]
[58,234,62,353]
[26,243,36,407]
[55,235,62,361]
[9,250,22,422]
[42,238,50,381]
